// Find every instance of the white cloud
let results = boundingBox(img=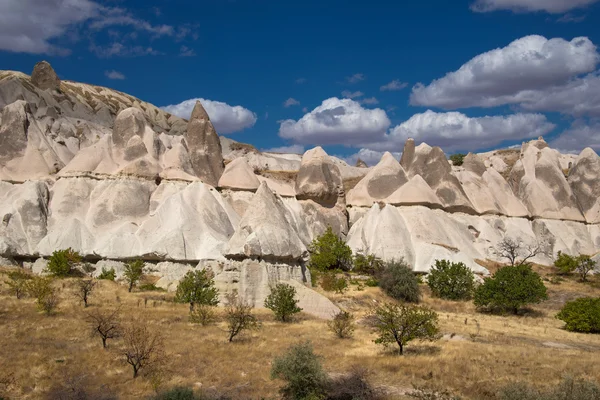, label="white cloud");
[161,98,257,134]
[380,80,408,91]
[470,0,599,13]
[283,98,300,107]
[360,97,379,105]
[105,70,125,80]
[179,45,196,57]
[346,73,365,84]
[278,97,390,146]
[341,149,402,167]
[91,43,161,57]
[410,35,600,116]
[550,119,600,151]
[263,144,305,154]
[341,90,364,99]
